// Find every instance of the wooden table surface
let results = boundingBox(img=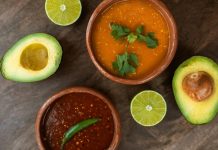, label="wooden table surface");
[0,0,218,150]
